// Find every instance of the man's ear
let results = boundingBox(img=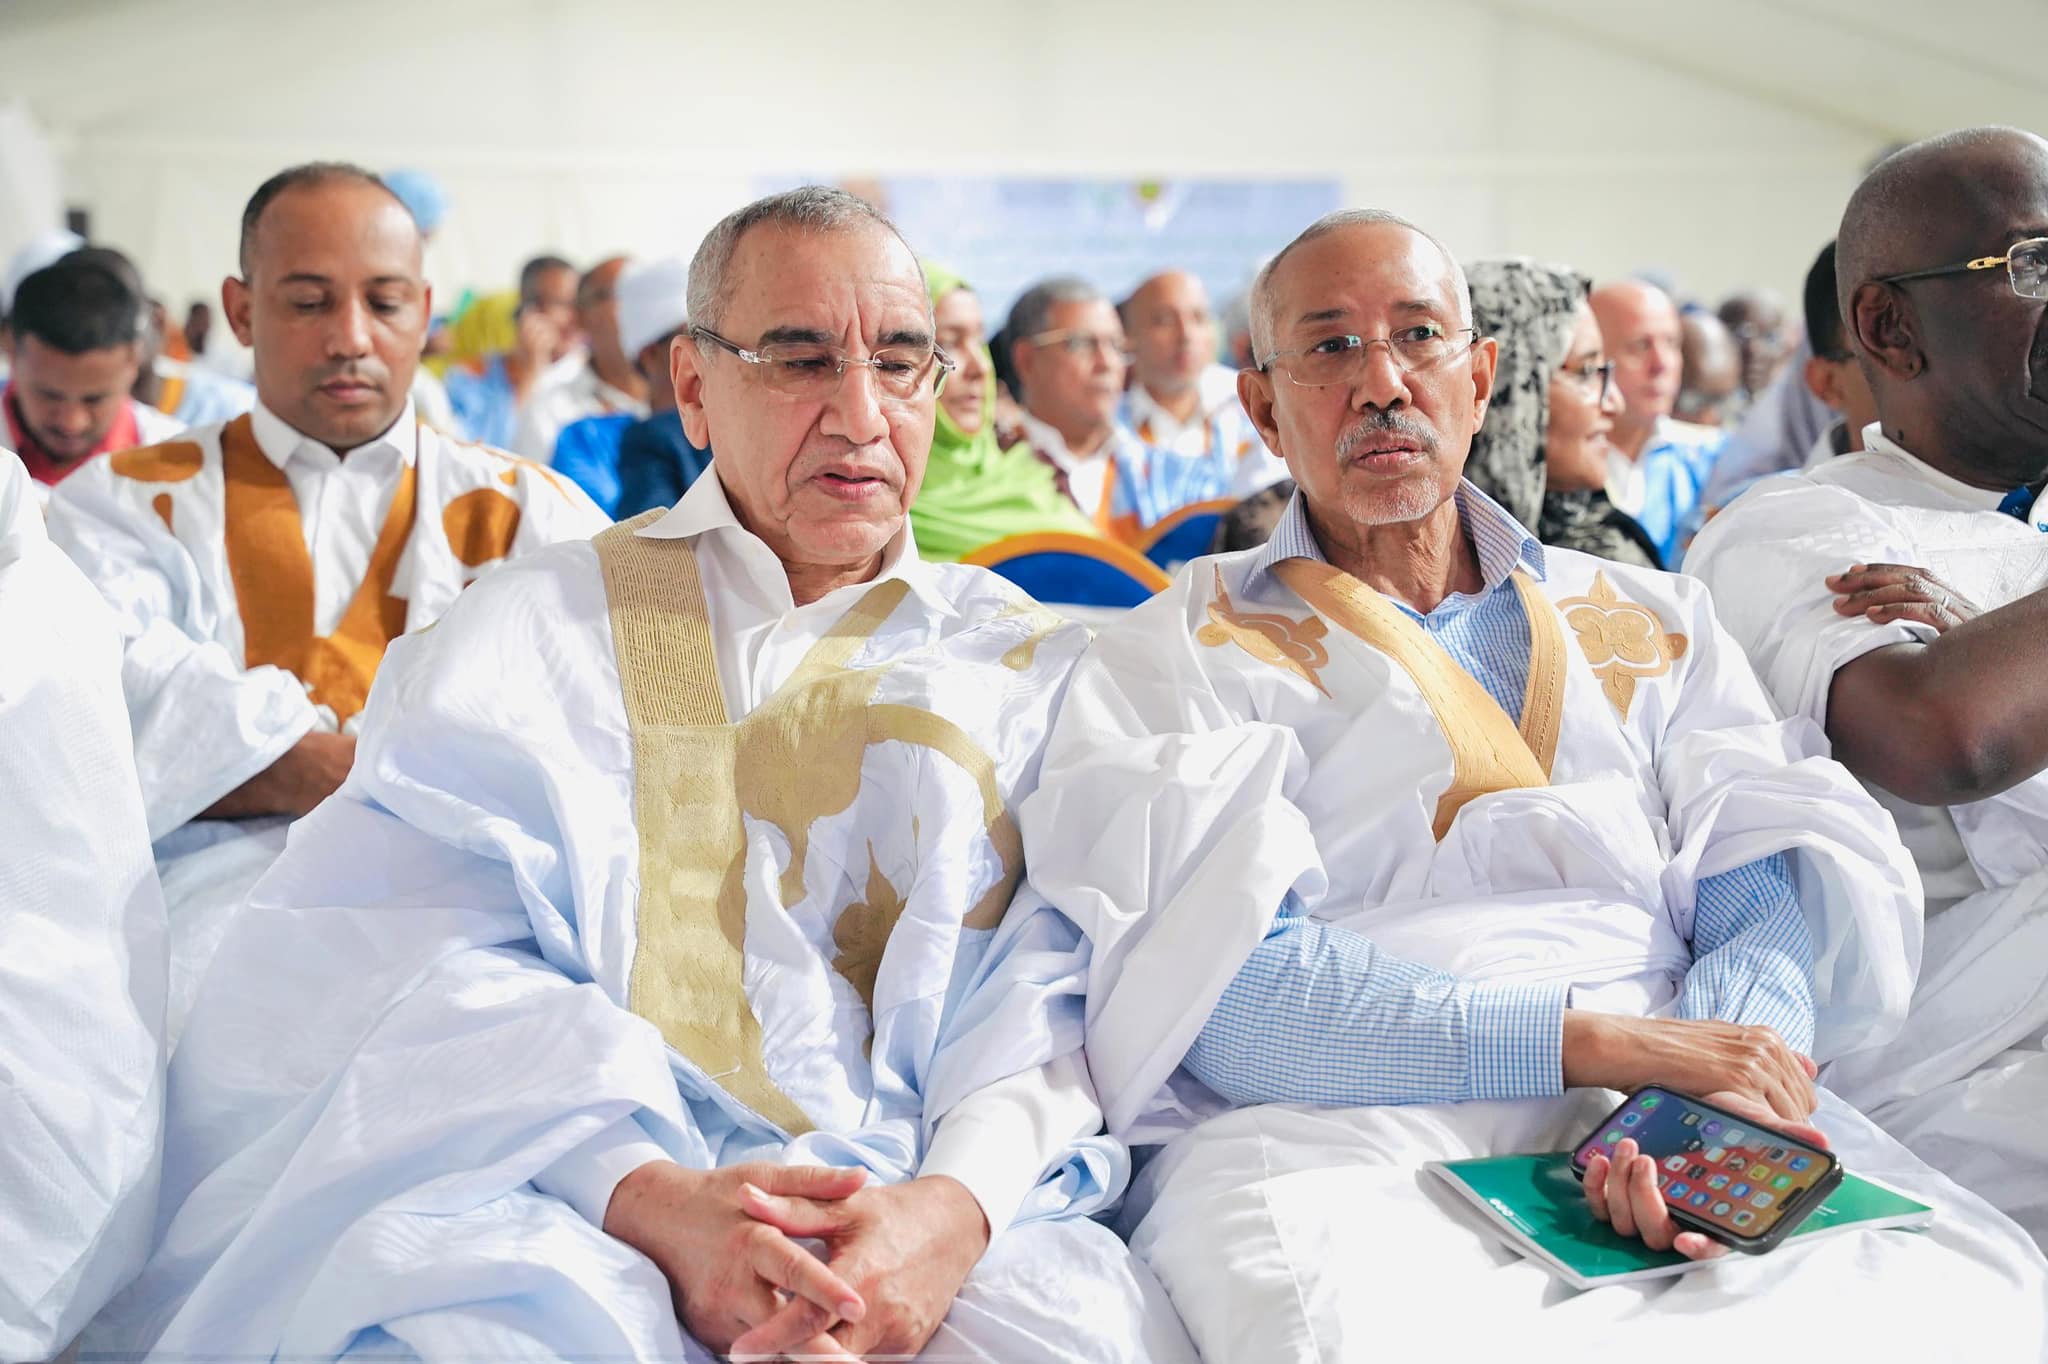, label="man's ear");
[672,334,711,449]
[1009,336,1037,404]
[1238,366,1284,461]
[1468,334,1500,428]
[1848,282,1924,383]
[222,276,255,348]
